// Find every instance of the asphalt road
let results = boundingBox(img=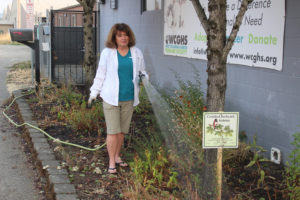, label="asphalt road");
[0,45,42,200]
